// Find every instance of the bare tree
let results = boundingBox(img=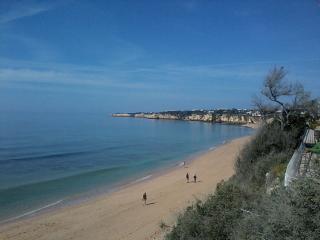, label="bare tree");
[254,66,319,129]
[292,83,320,120]
[260,66,293,128]
[252,95,278,123]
